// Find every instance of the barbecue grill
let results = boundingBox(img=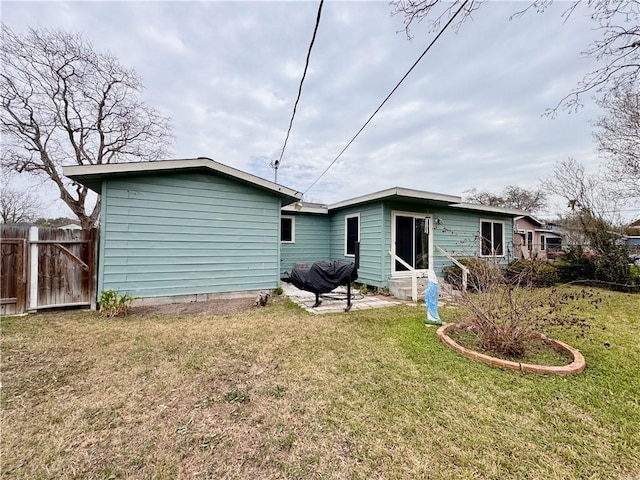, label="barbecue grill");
[288,259,358,311]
